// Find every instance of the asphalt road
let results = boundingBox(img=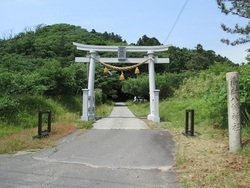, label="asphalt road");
[0,103,182,188]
